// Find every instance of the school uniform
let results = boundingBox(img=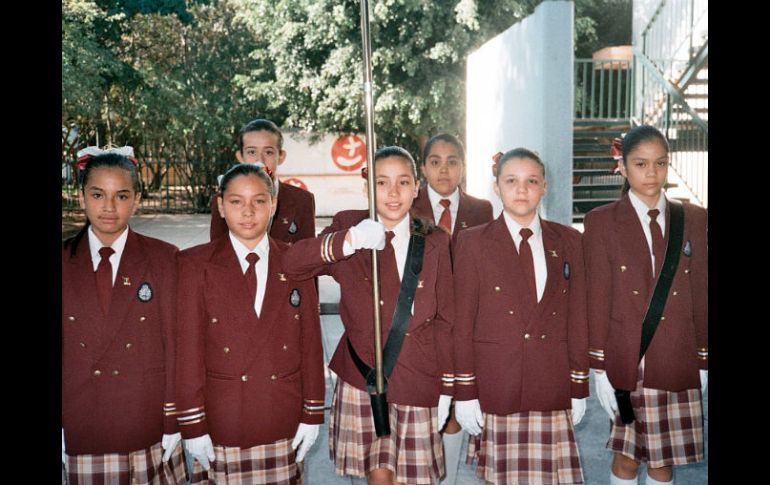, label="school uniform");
[62,226,186,484]
[583,192,707,467]
[175,232,325,484]
[453,213,589,484]
[411,185,493,244]
[282,210,455,484]
[210,179,316,243]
